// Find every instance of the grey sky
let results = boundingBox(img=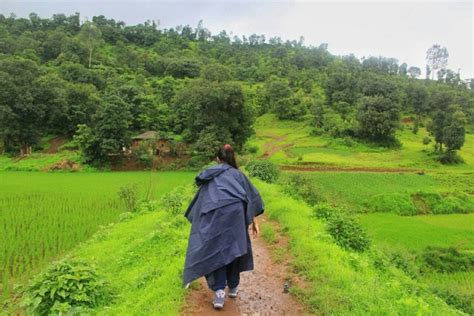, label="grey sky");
[2,1,472,79]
